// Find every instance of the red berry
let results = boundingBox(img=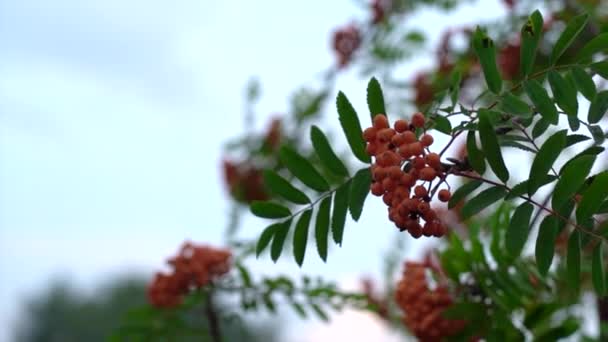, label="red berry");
[420,134,434,147]
[371,182,384,196]
[408,142,424,156]
[414,185,427,198]
[425,153,441,169]
[419,167,437,181]
[438,189,451,202]
[402,131,417,144]
[373,114,389,129]
[394,119,409,133]
[411,112,426,128]
[412,157,426,169]
[363,127,377,142]
[377,128,396,143]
